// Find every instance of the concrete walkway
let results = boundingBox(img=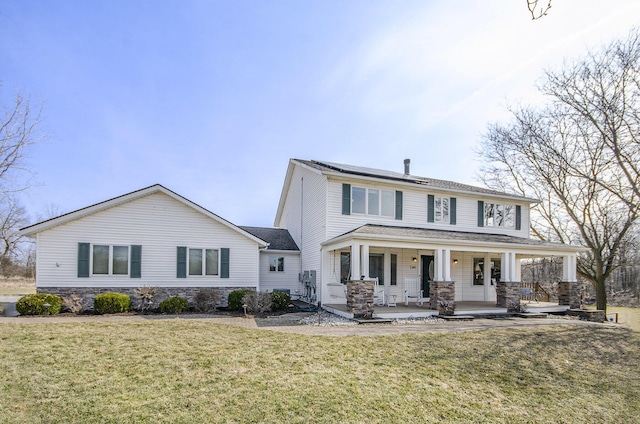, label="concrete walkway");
[0,312,620,337]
